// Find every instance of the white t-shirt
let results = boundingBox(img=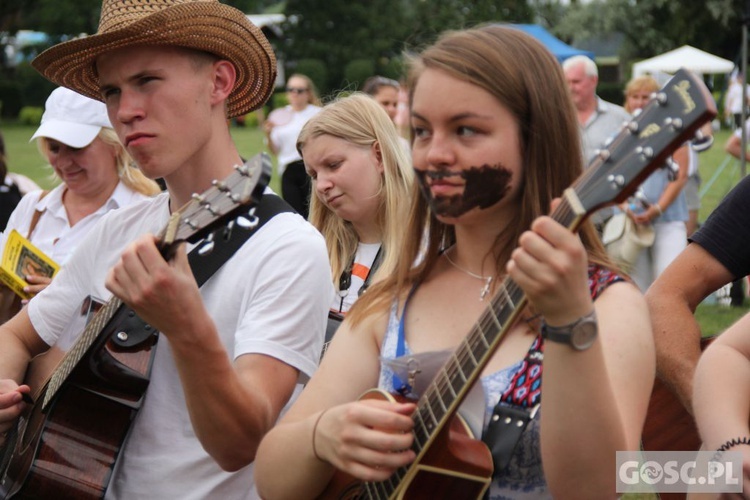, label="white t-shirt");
[330,242,381,314]
[269,104,321,175]
[27,189,333,499]
[0,182,153,266]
